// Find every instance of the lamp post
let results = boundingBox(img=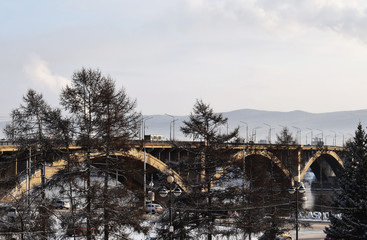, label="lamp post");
[147,175,155,202]
[339,132,345,147]
[288,180,306,240]
[306,128,313,145]
[330,130,337,146]
[142,116,153,211]
[316,129,324,145]
[293,126,301,145]
[240,121,248,143]
[264,123,272,144]
[159,175,182,240]
[252,126,261,142]
[166,114,178,141]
